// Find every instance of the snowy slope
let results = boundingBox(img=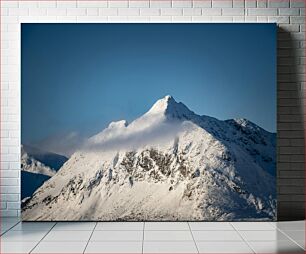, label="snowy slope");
[22,96,276,221]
